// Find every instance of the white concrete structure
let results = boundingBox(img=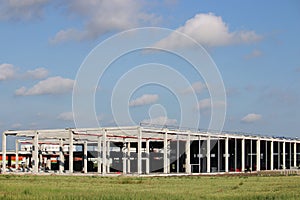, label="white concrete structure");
[1,125,300,175]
